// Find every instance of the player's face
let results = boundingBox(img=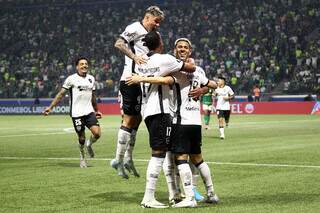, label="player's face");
[218,79,225,87]
[174,41,191,62]
[76,59,89,76]
[145,14,162,31]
